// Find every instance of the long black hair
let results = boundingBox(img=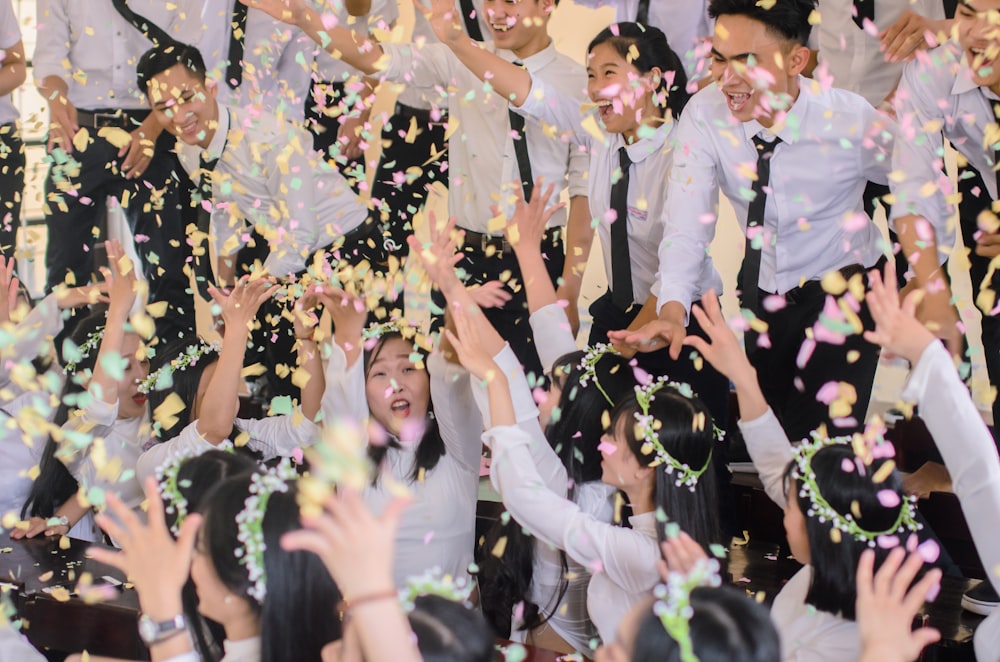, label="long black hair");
[166,450,260,662]
[784,444,917,620]
[200,474,342,662]
[587,23,691,120]
[613,386,722,549]
[409,595,495,662]
[363,332,444,485]
[479,350,640,637]
[146,336,240,443]
[631,586,782,662]
[22,312,107,519]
